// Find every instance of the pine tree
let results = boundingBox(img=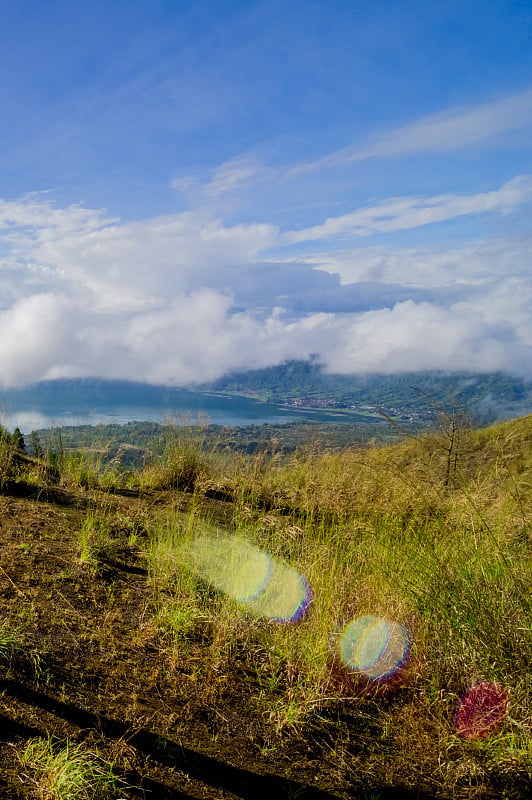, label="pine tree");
[11,427,26,452]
